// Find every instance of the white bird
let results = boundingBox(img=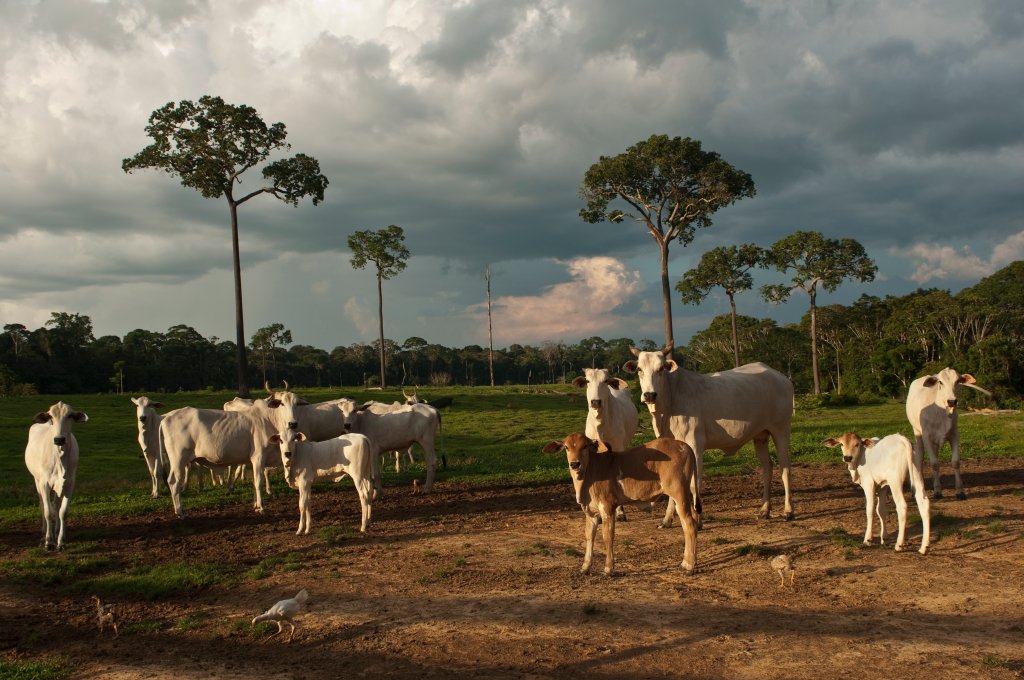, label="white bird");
[252,589,309,642]
[770,554,795,588]
[91,595,118,637]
